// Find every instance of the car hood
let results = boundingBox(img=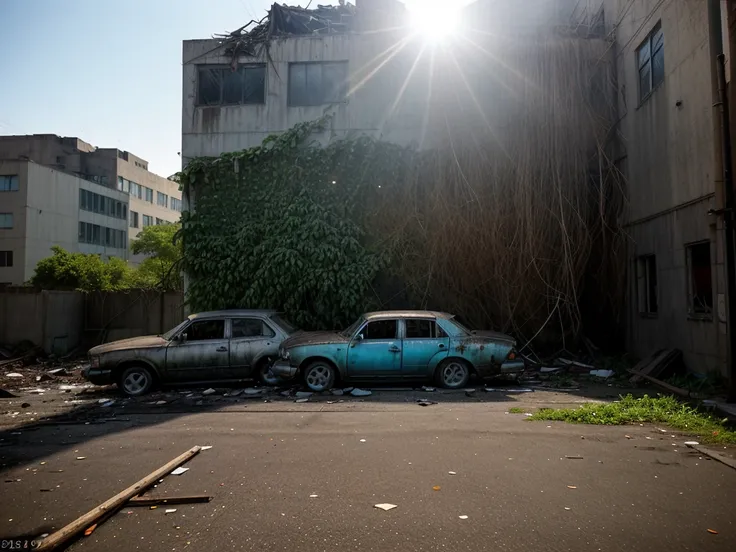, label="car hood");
[89,335,168,355]
[466,330,516,345]
[282,331,349,349]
